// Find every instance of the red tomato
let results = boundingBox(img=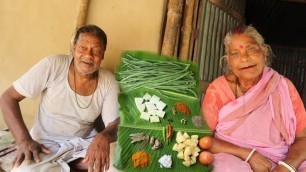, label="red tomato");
[199,136,213,150]
[199,151,214,165]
